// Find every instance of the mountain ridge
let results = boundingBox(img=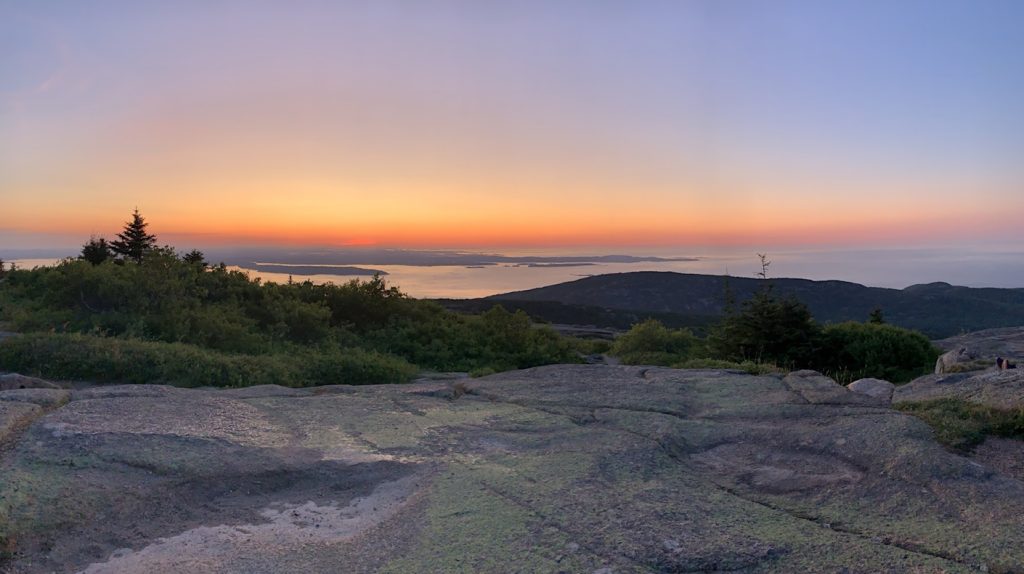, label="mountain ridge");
[483,271,1024,338]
